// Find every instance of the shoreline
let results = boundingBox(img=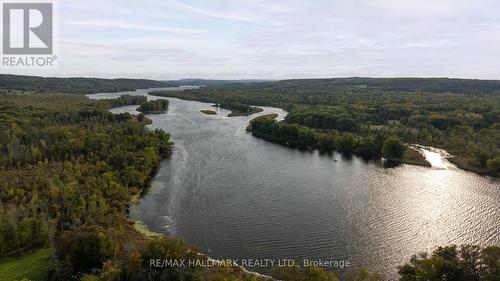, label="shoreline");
[111,104,277,281]
[129,188,277,281]
[410,145,498,177]
[250,131,433,168]
[447,156,492,176]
